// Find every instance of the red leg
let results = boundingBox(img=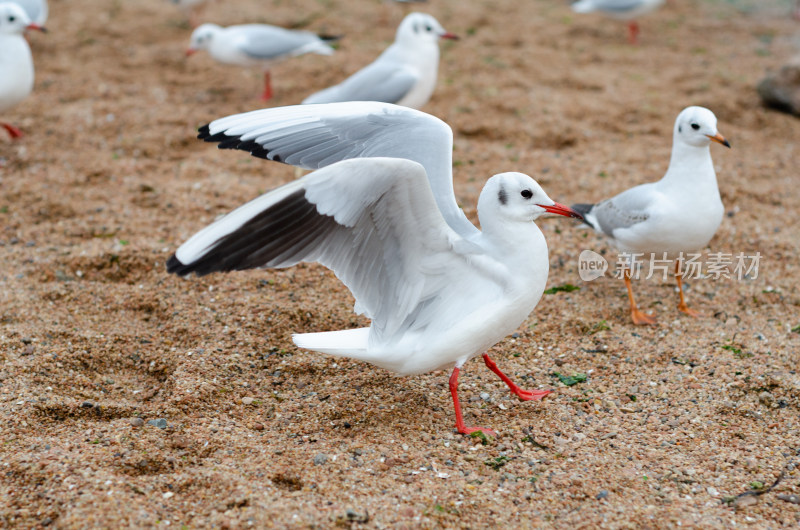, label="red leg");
[449,367,496,437]
[1,122,24,139]
[260,71,273,101]
[482,354,552,401]
[627,21,640,45]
